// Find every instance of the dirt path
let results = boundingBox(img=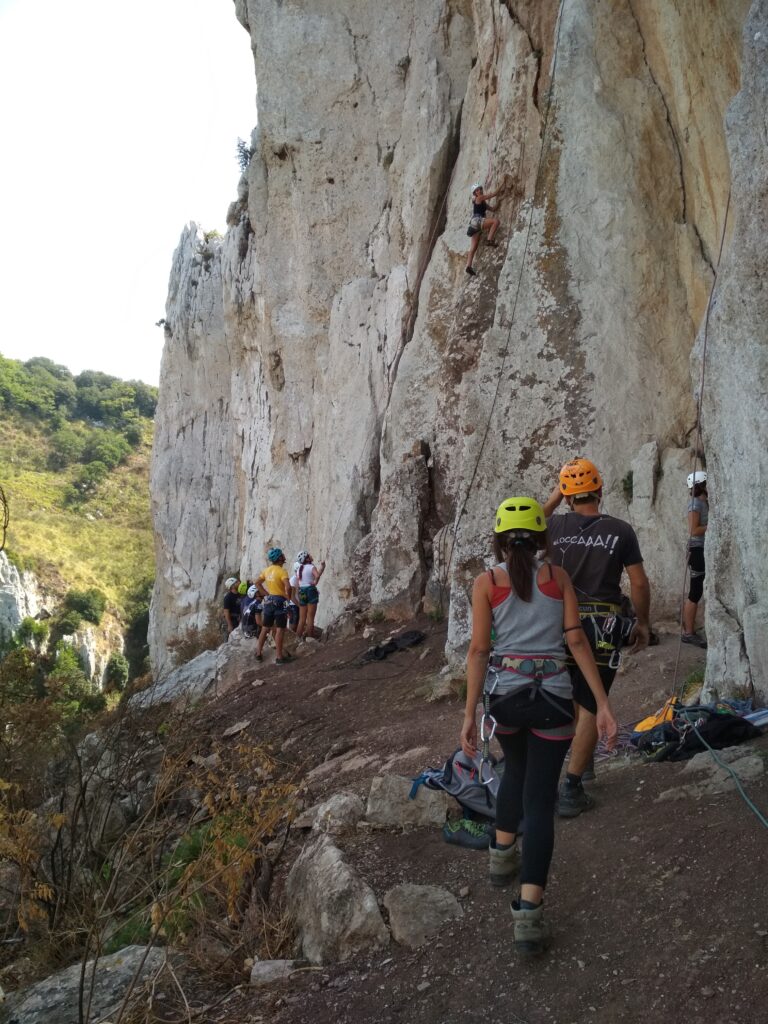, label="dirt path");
[195,619,768,1024]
